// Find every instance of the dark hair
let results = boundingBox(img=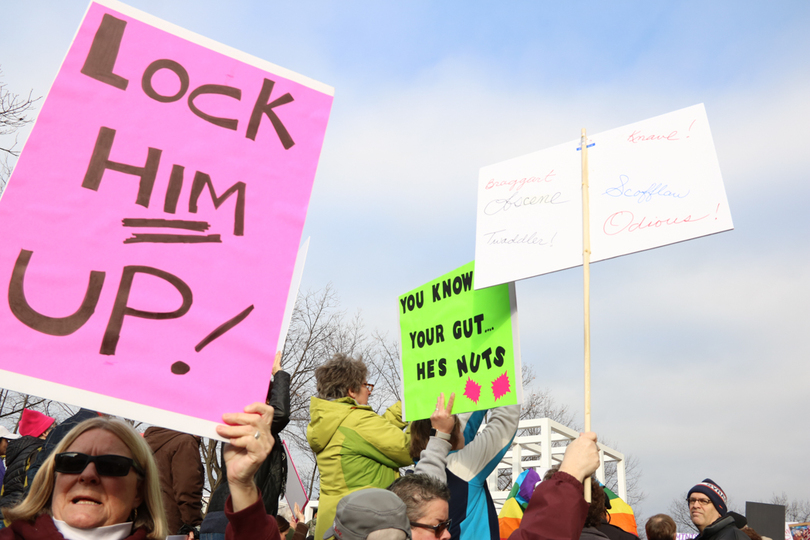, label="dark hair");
[584,479,606,528]
[315,353,368,400]
[645,514,677,540]
[276,515,290,533]
[409,416,461,461]
[389,474,450,522]
[543,466,559,482]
